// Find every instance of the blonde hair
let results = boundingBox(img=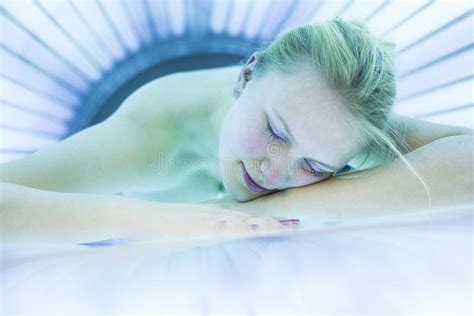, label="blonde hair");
[251,18,432,207]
